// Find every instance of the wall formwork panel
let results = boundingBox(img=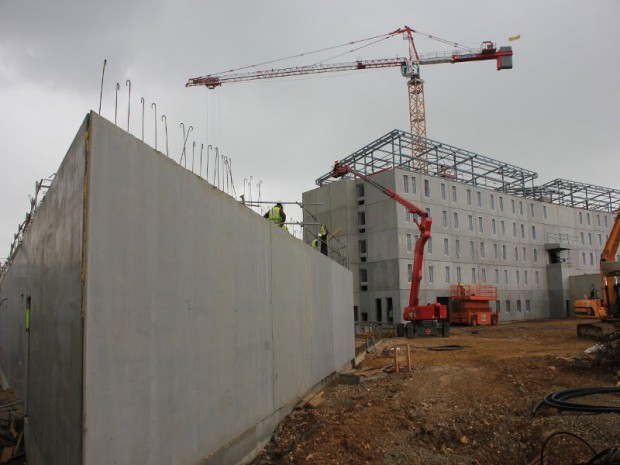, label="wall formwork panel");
[1,112,354,465]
